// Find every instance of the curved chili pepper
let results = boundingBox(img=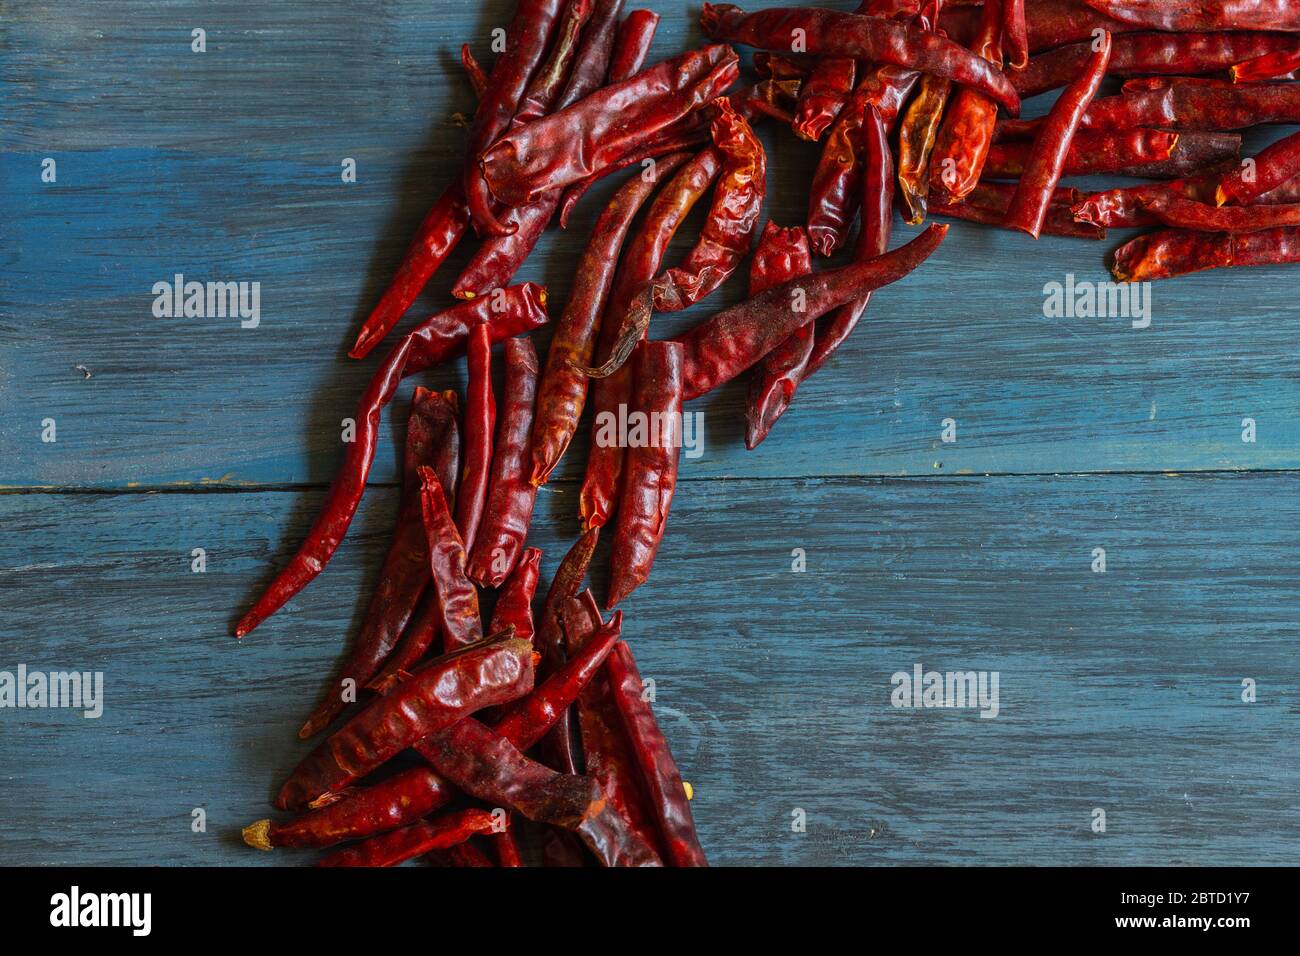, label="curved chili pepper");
[461,44,488,99]
[1140,194,1300,233]
[606,342,684,606]
[479,45,740,207]
[276,634,534,811]
[609,9,660,80]
[234,286,548,638]
[675,223,949,402]
[513,0,596,128]
[793,56,857,142]
[653,99,766,313]
[466,337,540,588]
[990,126,1174,179]
[415,466,483,653]
[1232,47,1300,82]
[242,766,453,850]
[297,388,460,739]
[580,148,721,533]
[606,641,707,867]
[1012,31,1300,98]
[531,153,691,487]
[701,4,1021,114]
[1071,165,1234,227]
[929,0,1003,204]
[561,0,628,100]
[897,72,953,225]
[1112,225,1300,282]
[455,322,496,555]
[464,0,567,237]
[1216,129,1300,206]
[1081,0,1300,33]
[348,183,470,360]
[489,546,541,642]
[932,183,1107,239]
[803,103,896,384]
[941,0,1134,52]
[744,222,815,450]
[1006,32,1112,238]
[1003,0,1028,69]
[316,809,500,868]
